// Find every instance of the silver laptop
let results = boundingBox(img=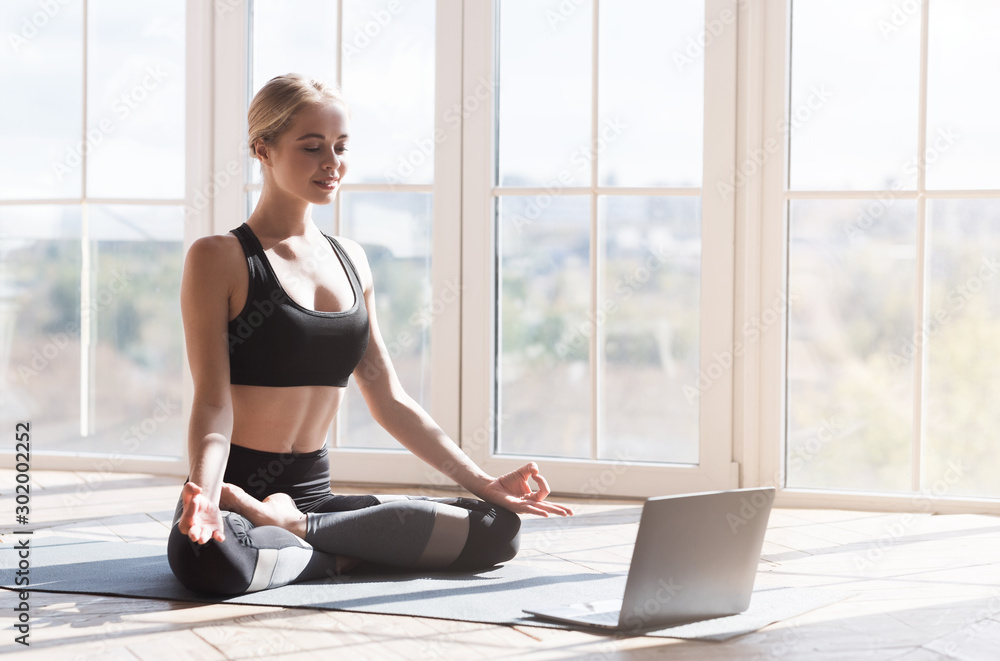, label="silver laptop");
[523,487,775,632]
